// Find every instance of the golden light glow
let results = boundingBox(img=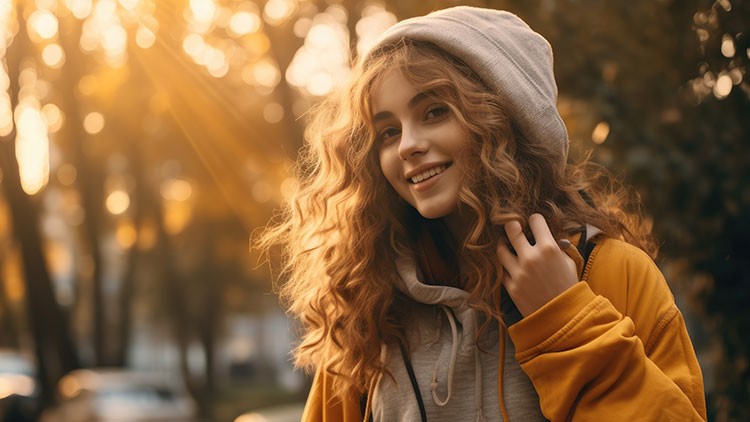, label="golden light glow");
[0,71,9,92]
[116,220,137,248]
[280,177,296,201]
[161,178,193,201]
[3,250,25,302]
[14,103,50,195]
[59,374,82,399]
[729,68,743,85]
[135,26,156,49]
[78,75,97,96]
[263,102,284,124]
[286,16,350,97]
[182,33,205,56]
[42,43,66,68]
[0,375,35,399]
[190,0,217,23]
[0,92,13,137]
[80,0,129,66]
[41,103,64,133]
[36,0,58,11]
[83,112,105,134]
[245,32,270,55]
[713,73,733,99]
[66,0,93,20]
[293,17,312,38]
[118,0,139,10]
[252,60,280,88]
[106,189,130,215]
[102,25,127,54]
[138,221,157,250]
[721,34,735,58]
[28,9,59,40]
[355,5,397,57]
[229,11,261,36]
[592,121,610,144]
[164,202,192,235]
[57,164,77,186]
[46,241,73,281]
[263,0,296,26]
[307,72,333,96]
[149,91,170,115]
[251,180,272,203]
[206,49,229,78]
